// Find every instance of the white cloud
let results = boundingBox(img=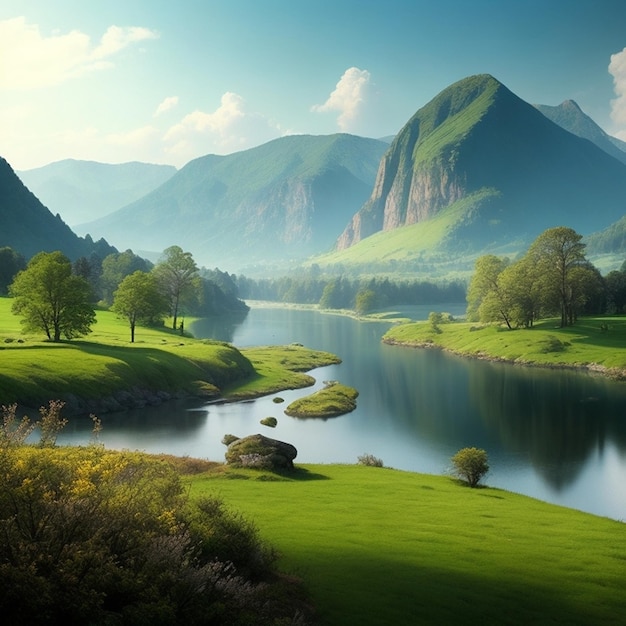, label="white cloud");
[0,17,158,90]
[154,96,179,117]
[311,67,372,131]
[163,92,282,164]
[609,47,626,135]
